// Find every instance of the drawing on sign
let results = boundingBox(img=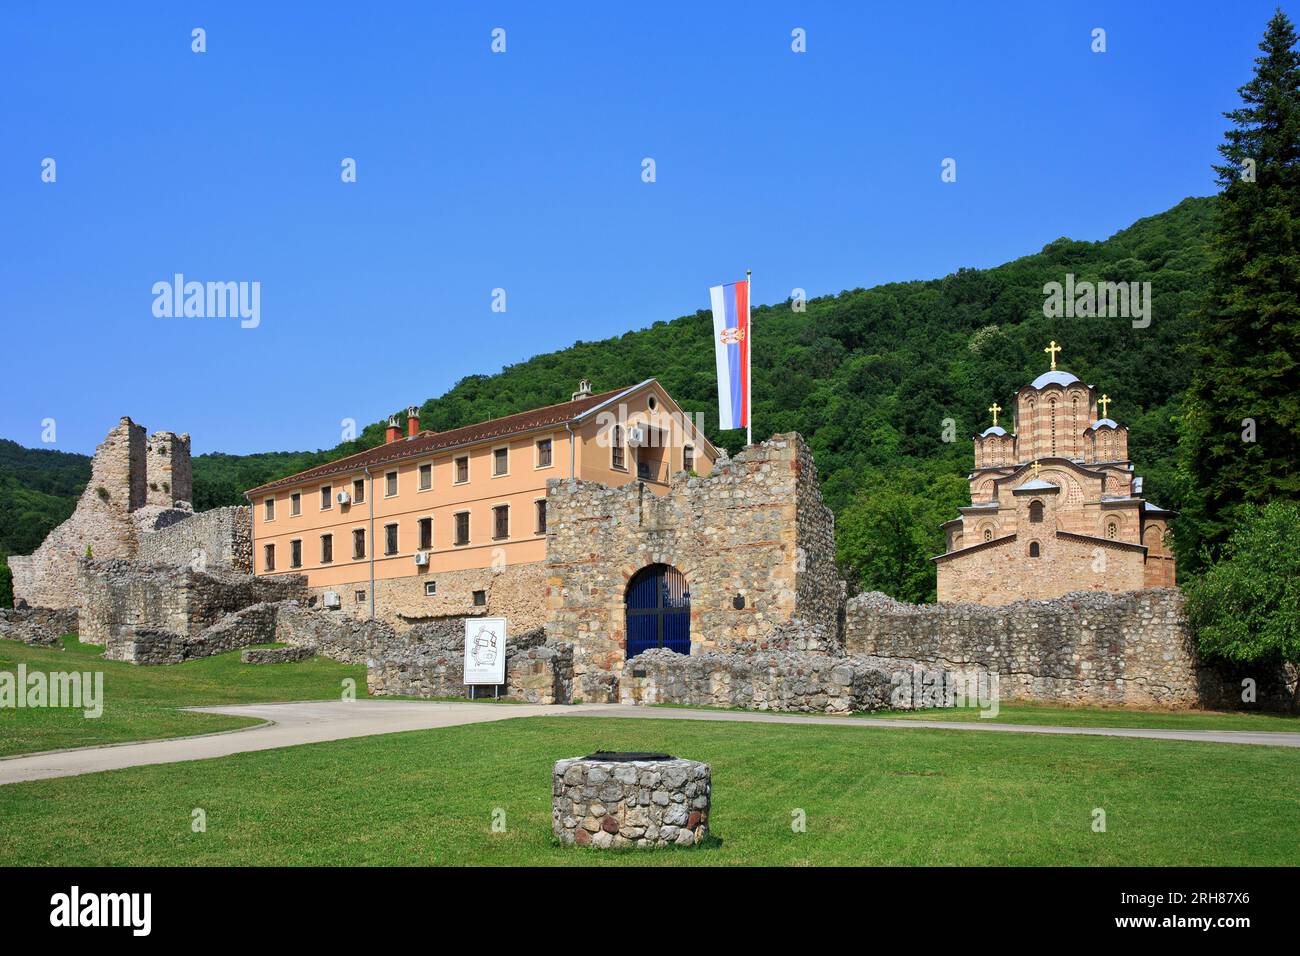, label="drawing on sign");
[470,624,499,666]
